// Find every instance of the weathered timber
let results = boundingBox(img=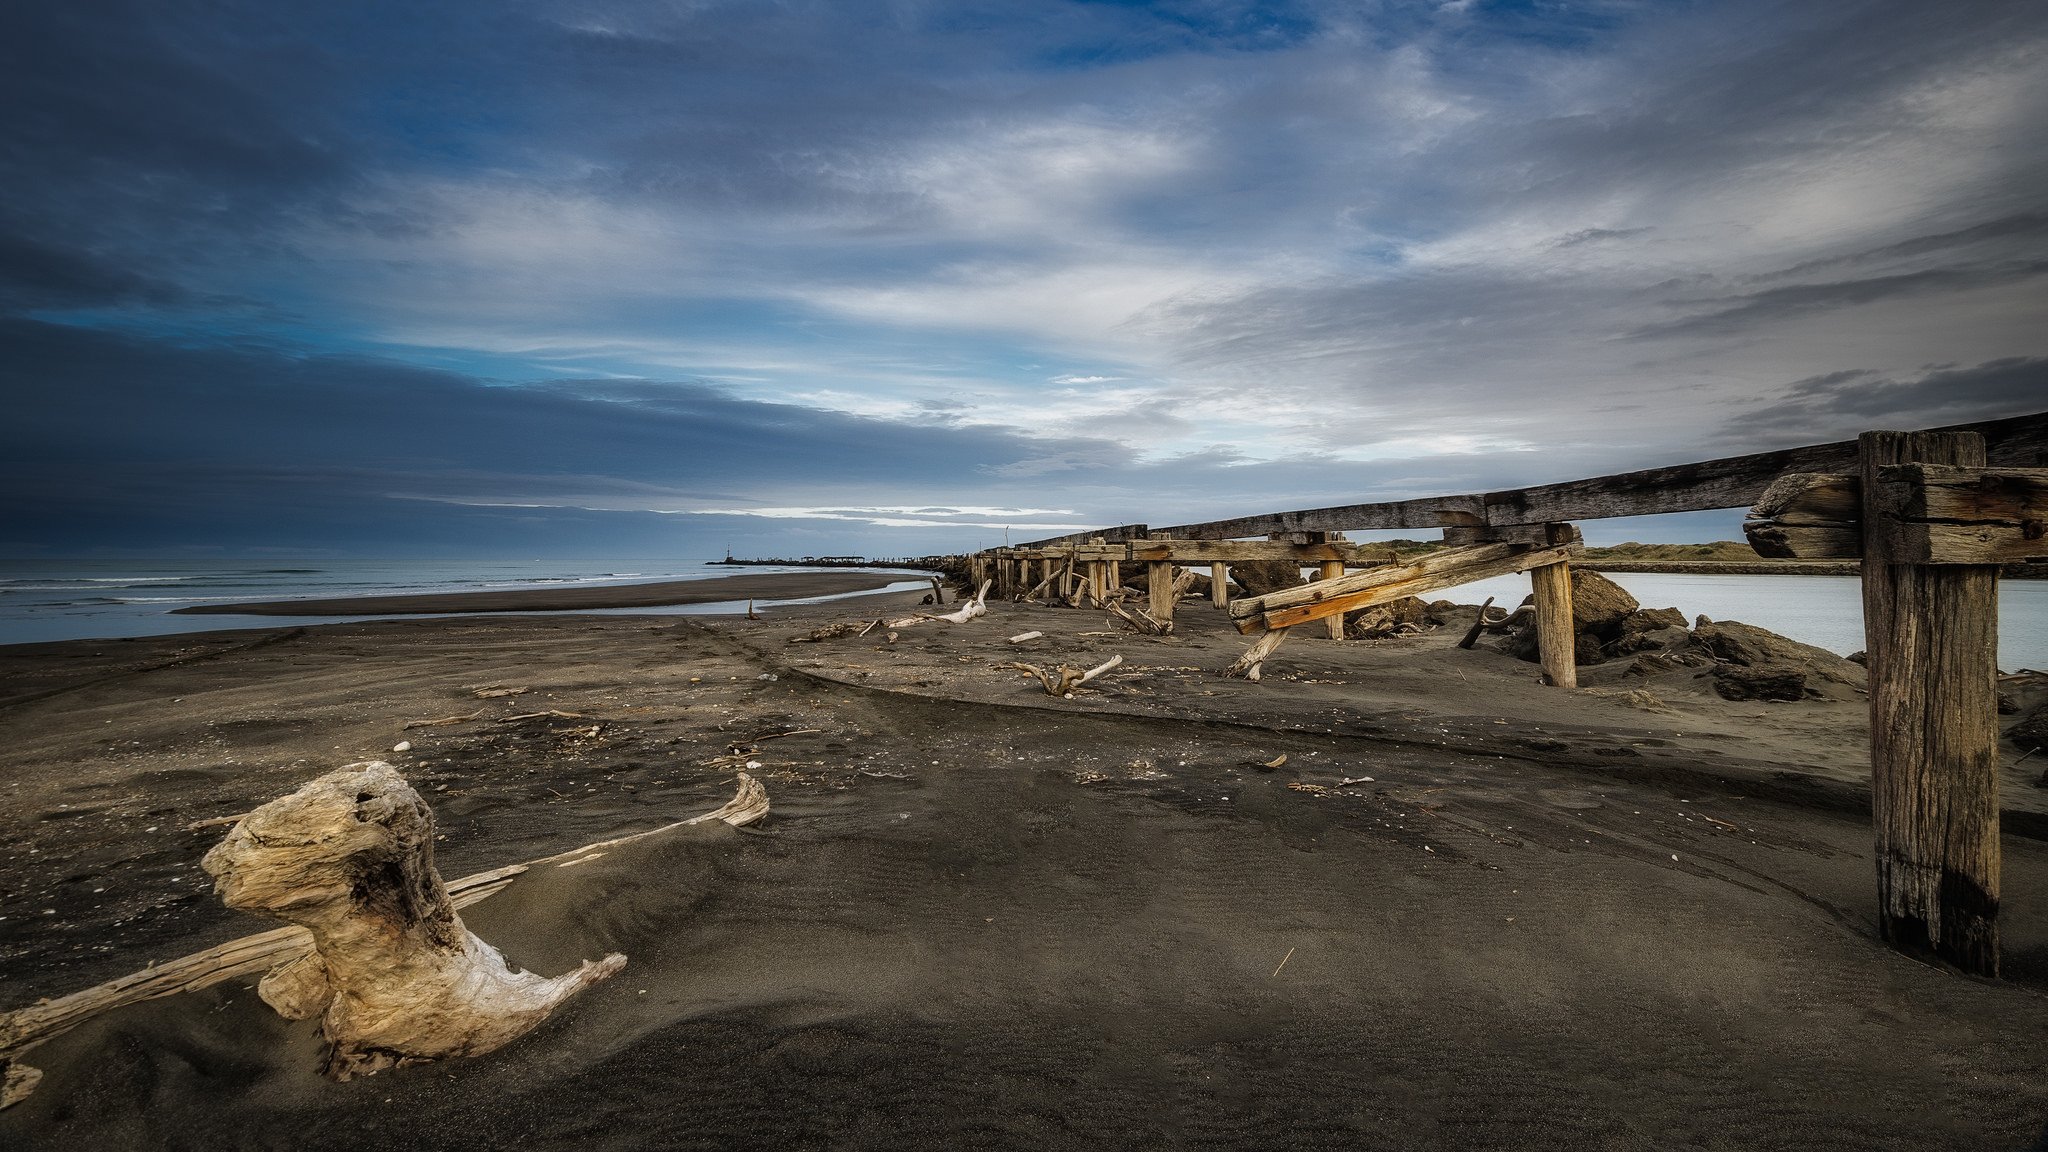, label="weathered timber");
[1318,560,1346,639]
[1863,431,2002,976]
[1747,465,2048,563]
[1226,628,1291,680]
[1147,533,1176,622]
[1124,540,1391,564]
[1211,562,1229,609]
[1139,410,2045,539]
[1228,543,1579,634]
[1876,464,2048,565]
[1011,524,1149,549]
[1529,562,1578,690]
